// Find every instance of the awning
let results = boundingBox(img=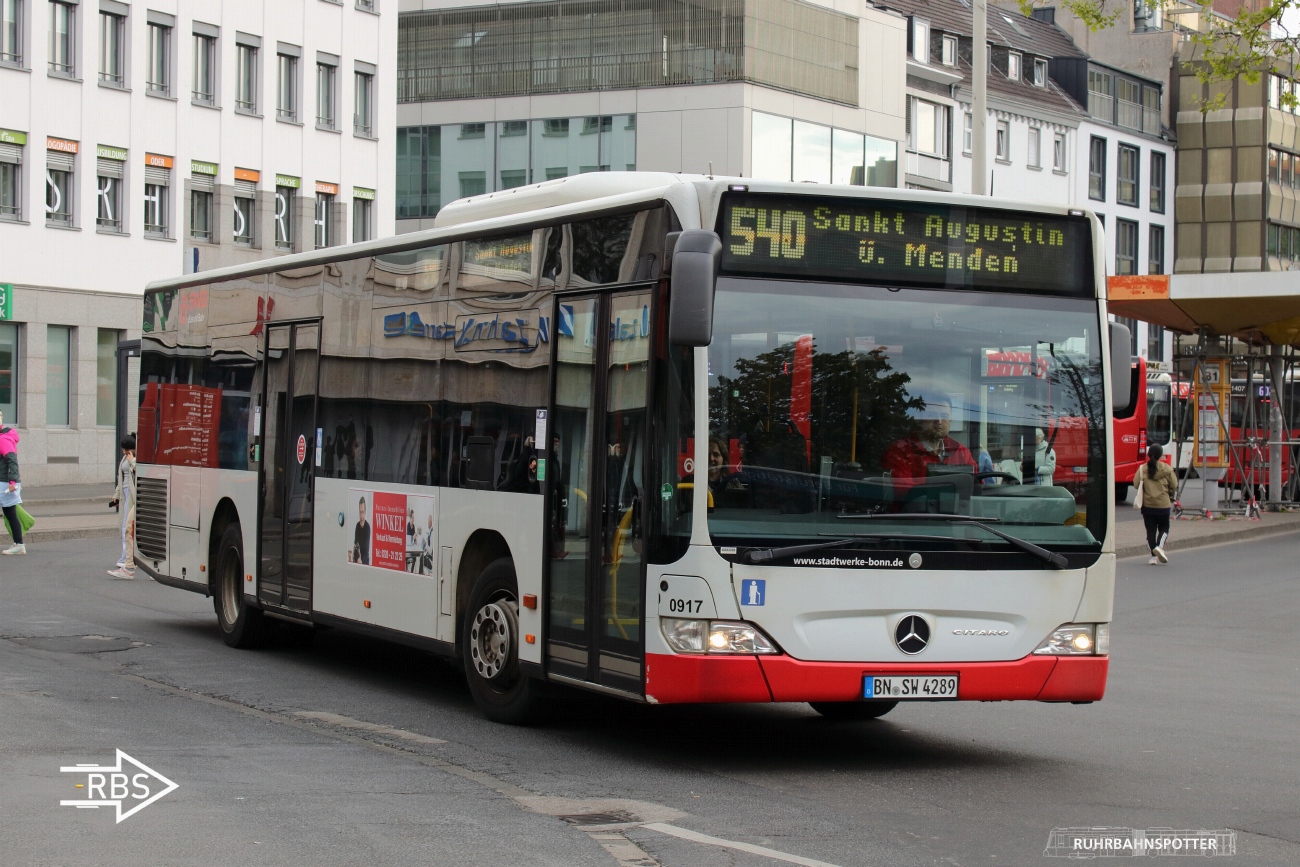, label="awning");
[1108,273,1300,347]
